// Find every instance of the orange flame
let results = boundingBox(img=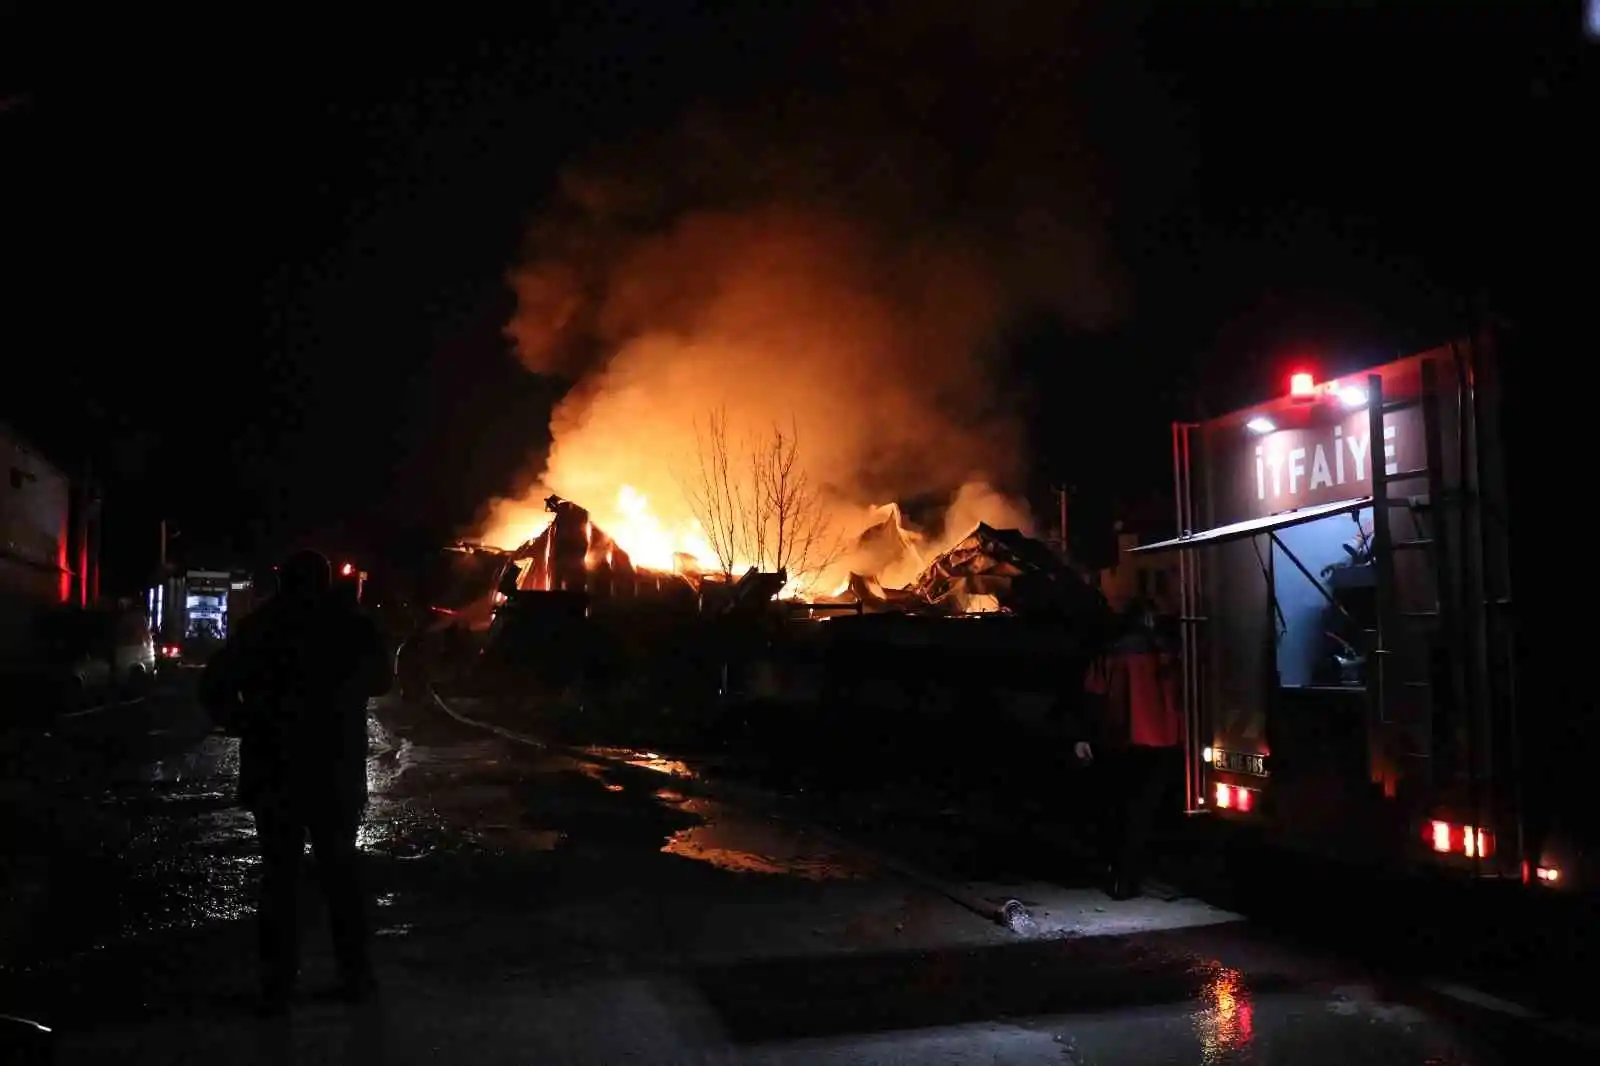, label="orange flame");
[482,485,829,595]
